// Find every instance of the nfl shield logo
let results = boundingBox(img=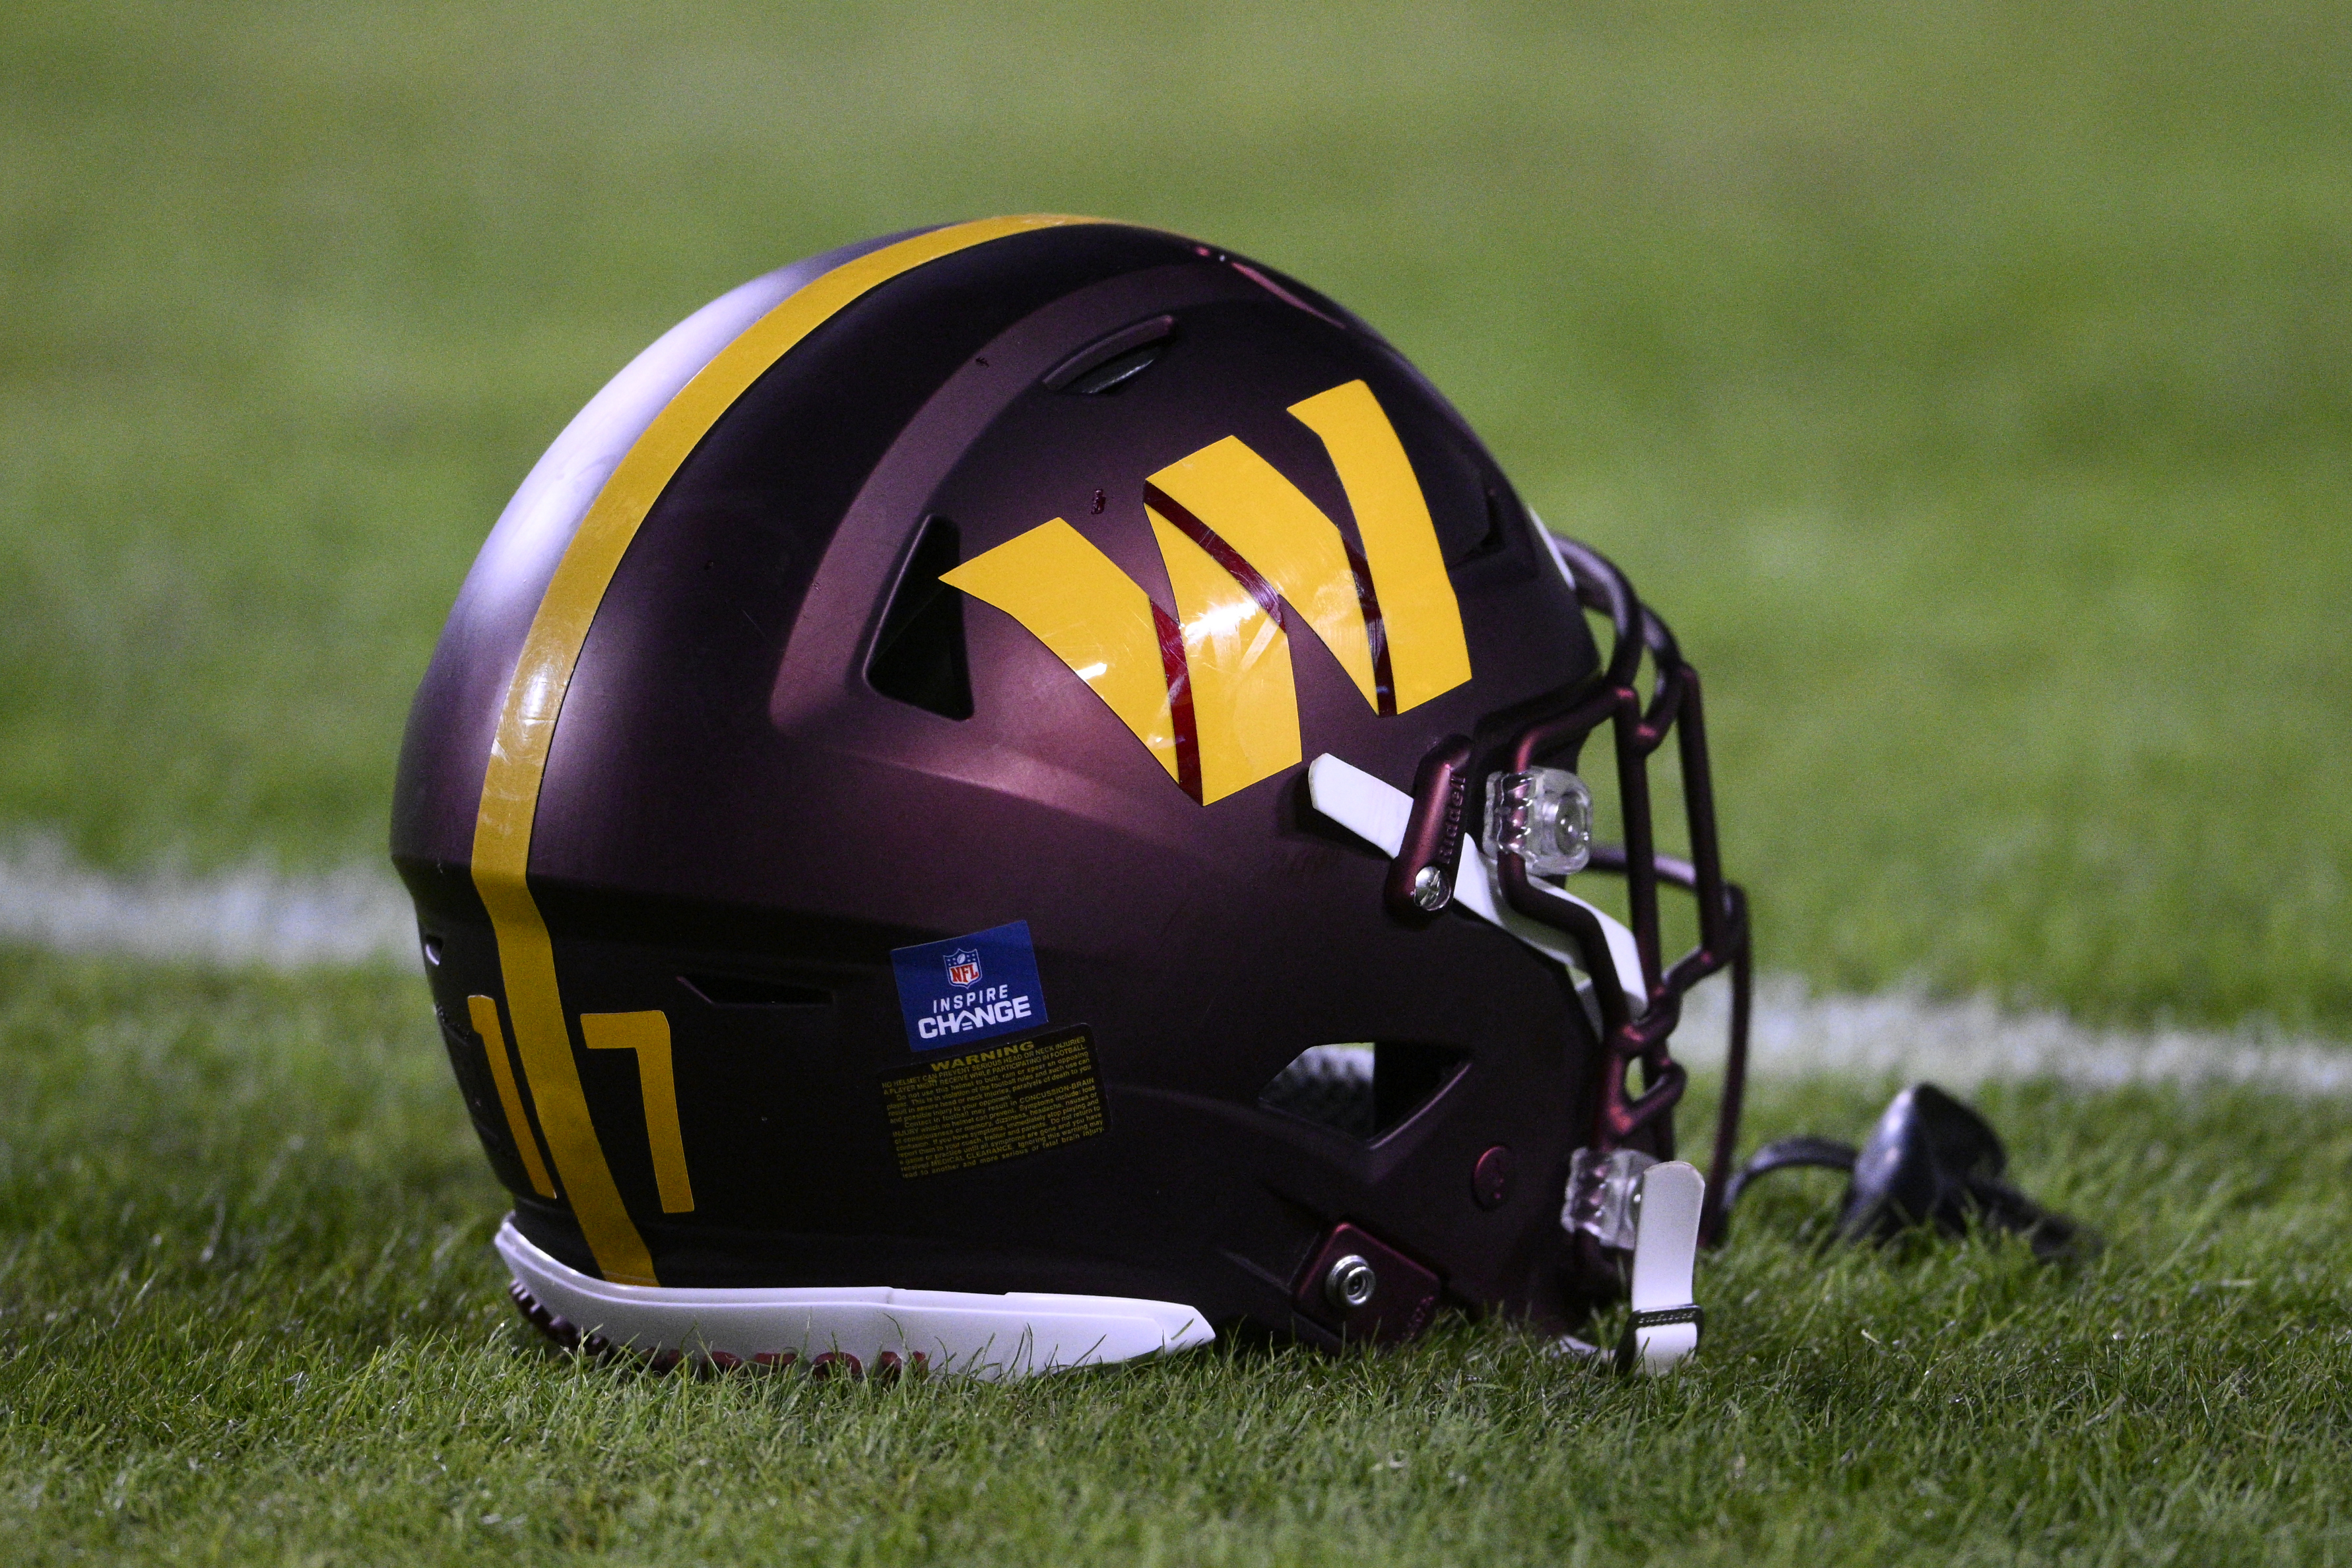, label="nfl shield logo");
[944,948,982,987]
